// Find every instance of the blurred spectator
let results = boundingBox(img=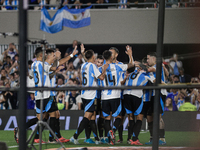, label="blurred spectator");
[63,0,80,9]
[2,0,18,10]
[13,54,19,63]
[64,40,80,59]
[166,80,180,111]
[196,92,200,111]
[28,60,33,76]
[165,53,182,76]
[5,43,19,60]
[179,96,197,111]
[178,67,191,83]
[12,71,20,87]
[0,68,7,79]
[73,53,85,70]
[65,87,82,110]
[63,61,75,83]
[0,93,8,109]
[174,88,187,109]
[3,82,14,109]
[27,92,35,109]
[56,91,66,110]
[28,0,39,9]
[164,97,174,111]
[2,56,12,69]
